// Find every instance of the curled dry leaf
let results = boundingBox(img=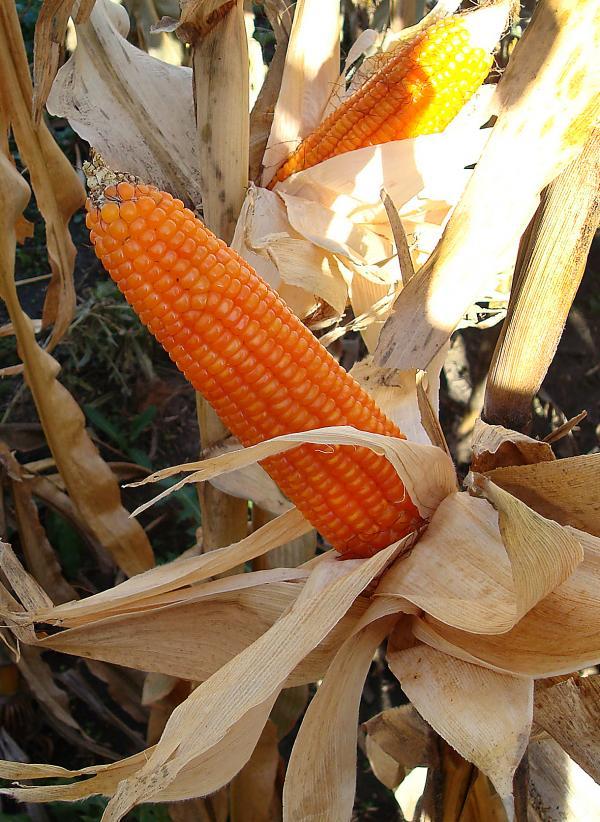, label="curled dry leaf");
[377,481,584,635]
[467,473,584,619]
[32,0,96,123]
[414,528,600,678]
[387,641,533,804]
[470,419,555,473]
[0,1,83,348]
[376,0,600,370]
[363,704,434,790]
[204,437,292,516]
[128,425,457,525]
[27,507,310,626]
[47,0,200,205]
[284,608,398,821]
[0,124,153,577]
[486,453,600,537]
